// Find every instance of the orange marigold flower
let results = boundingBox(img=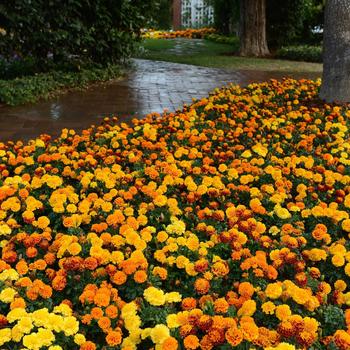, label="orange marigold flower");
[182,297,197,310]
[162,336,178,350]
[81,314,93,325]
[98,316,111,331]
[34,259,47,270]
[153,266,168,280]
[52,275,67,291]
[16,260,28,275]
[211,261,229,277]
[80,341,96,350]
[39,285,52,299]
[194,278,210,295]
[44,252,56,265]
[214,298,229,314]
[26,247,38,258]
[10,297,26,309]
[94,288,111,307]
[91,307,104,320]
[84,257,98,270]
[134,270,147,283]
[111,271,127,285]
[238,282,254,298]
[183,335,200,349]
[105,305,118,319]
[106,330,122,346]
[225,328,243,347]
